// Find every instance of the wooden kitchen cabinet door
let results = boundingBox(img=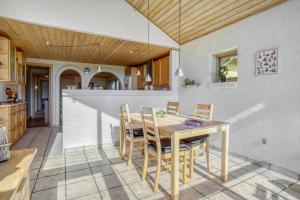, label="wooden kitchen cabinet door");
[137,64,145,90]
[160,56,169,86]
[152,59,161,87]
